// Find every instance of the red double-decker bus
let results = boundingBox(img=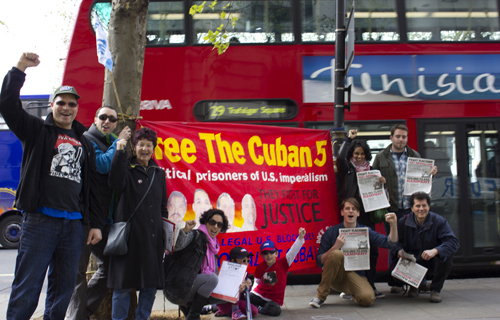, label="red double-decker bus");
[63,0,500,270]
